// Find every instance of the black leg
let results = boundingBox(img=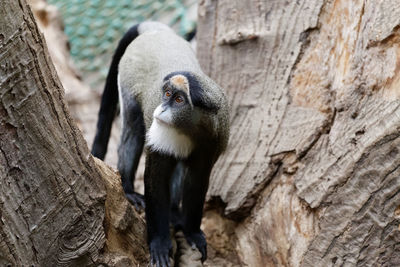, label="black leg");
[118,96,145,209]
[170,162,186,230]
[145,151,177,267]
[181,152,214,262]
